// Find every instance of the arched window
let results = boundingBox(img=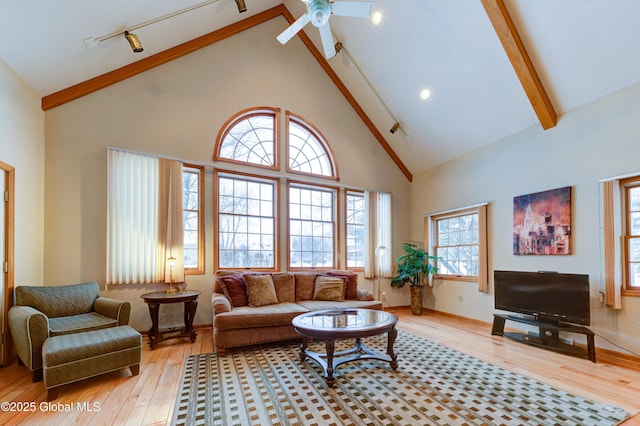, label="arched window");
[287,112,338,179]
[214,107,345,271]
[214,107,279,170]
